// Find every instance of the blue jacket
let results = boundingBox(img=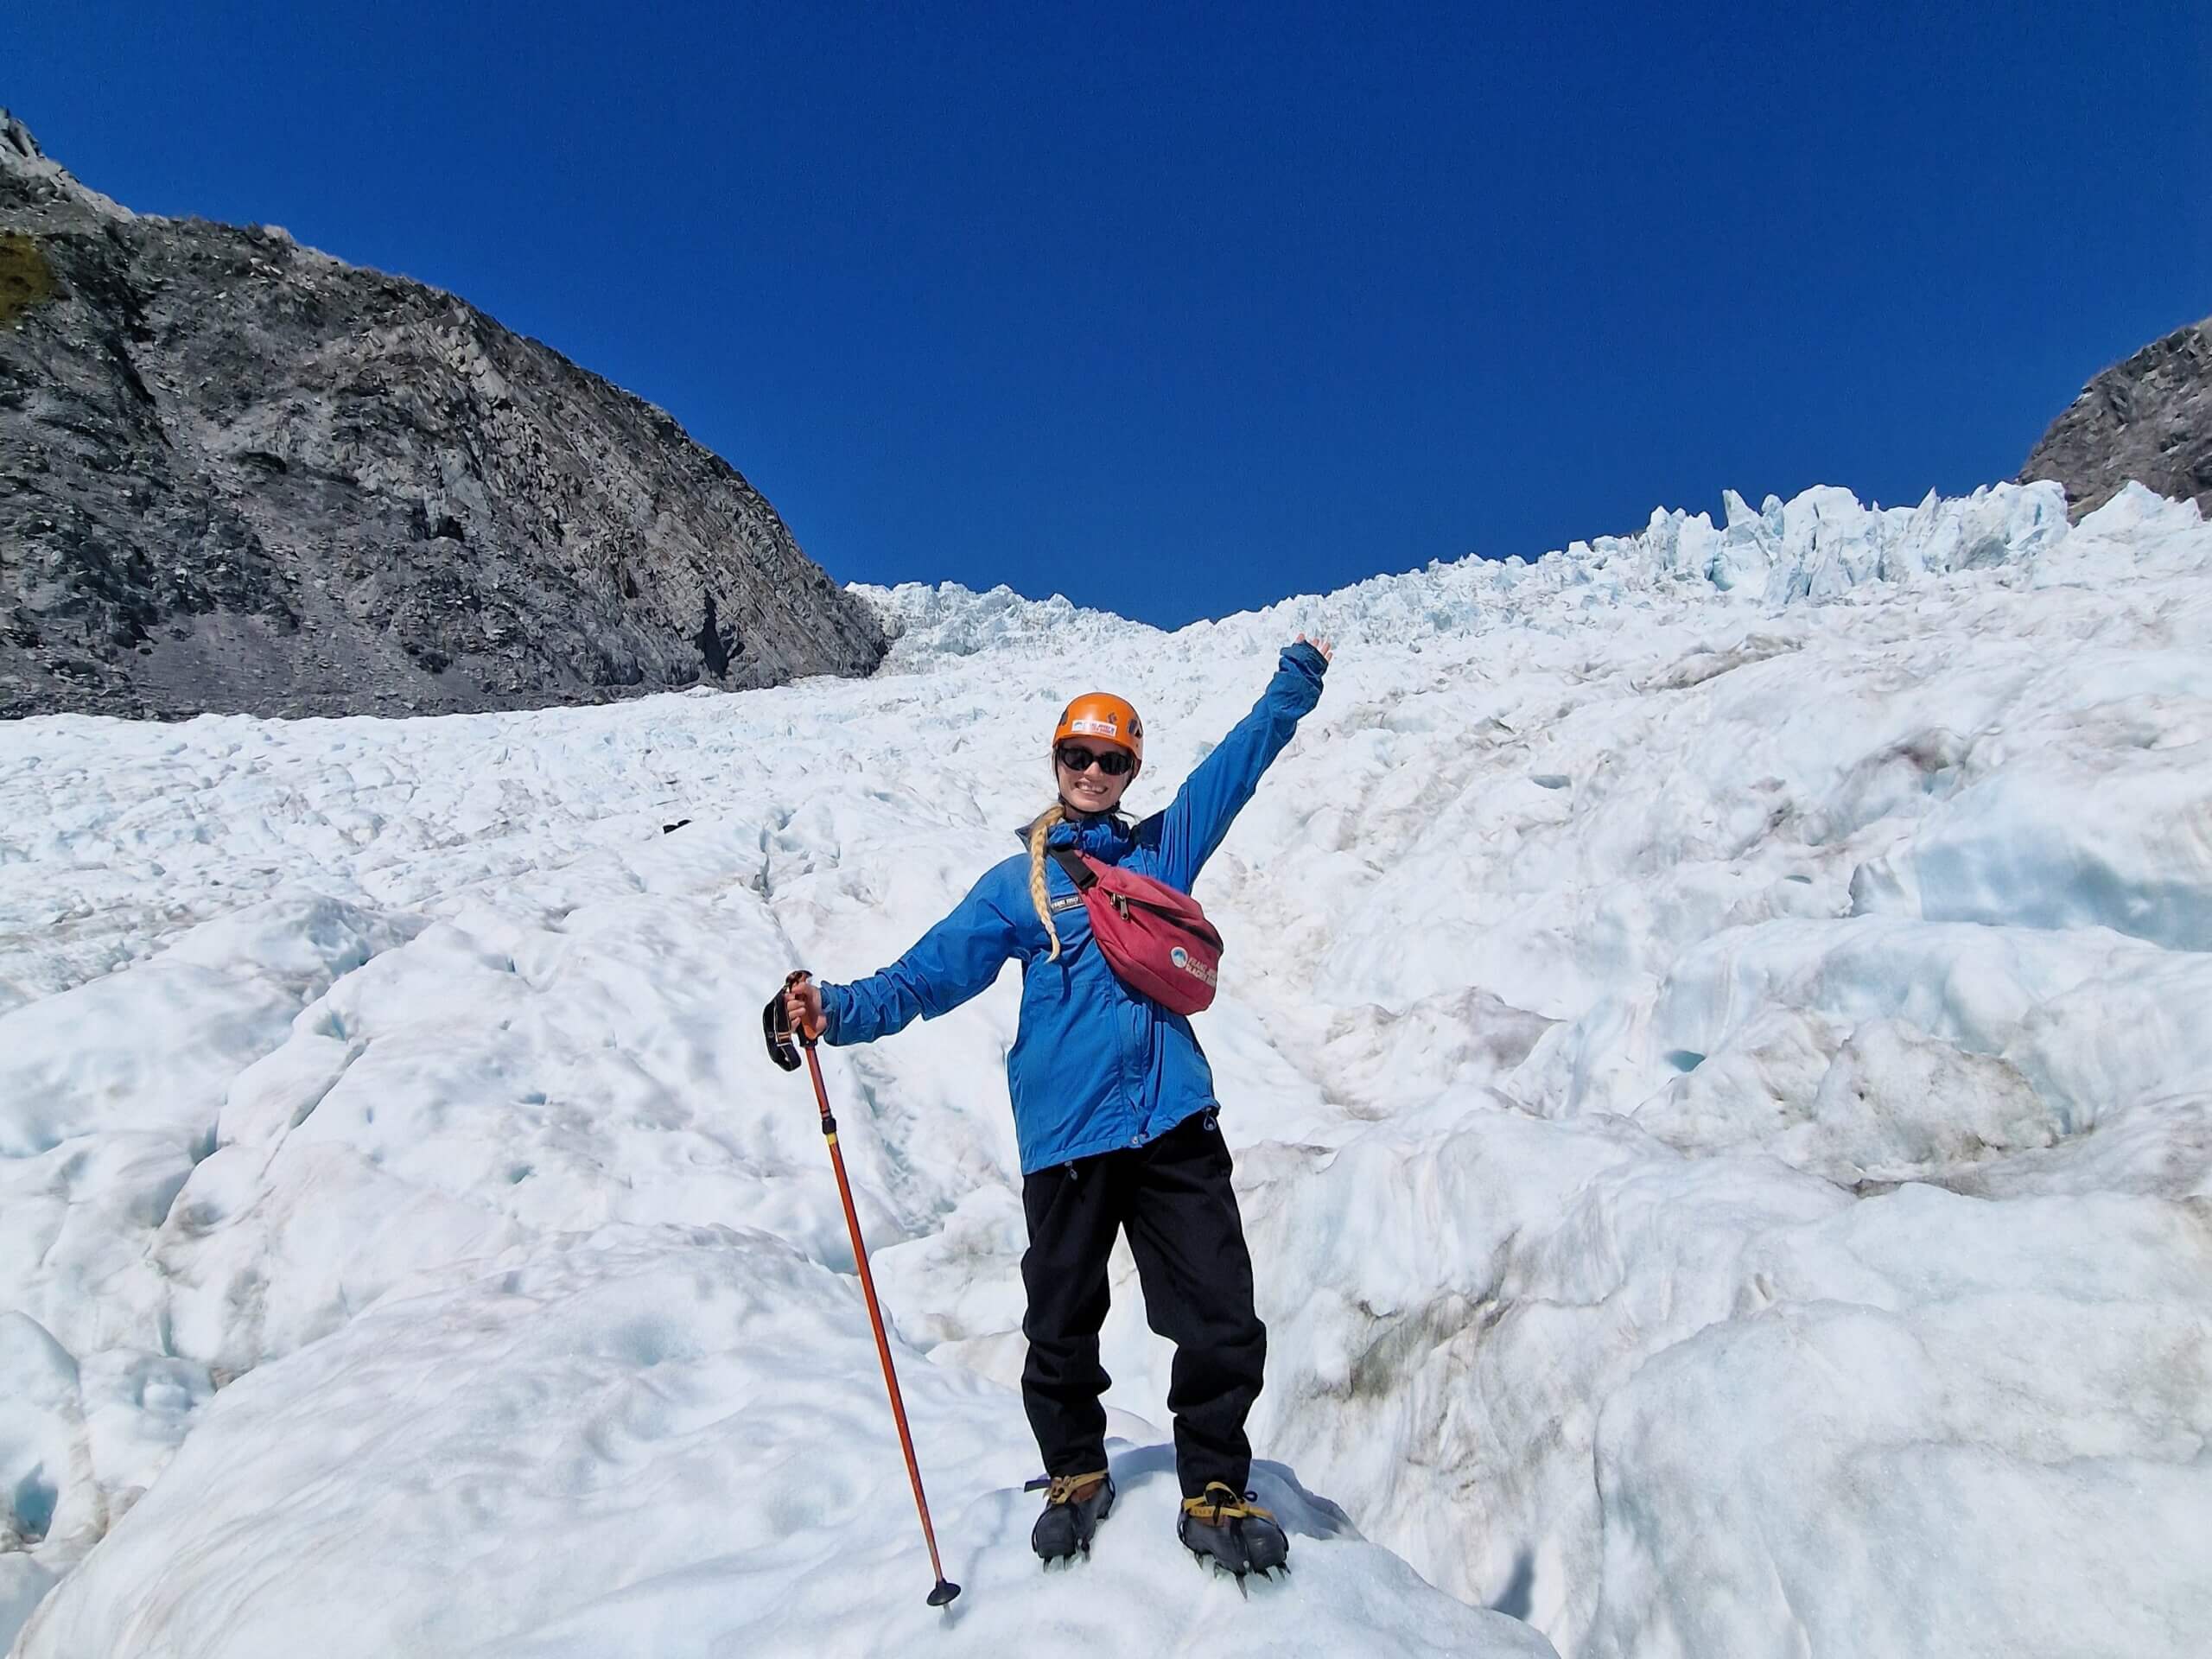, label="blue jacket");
[819,642,1328,1173]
